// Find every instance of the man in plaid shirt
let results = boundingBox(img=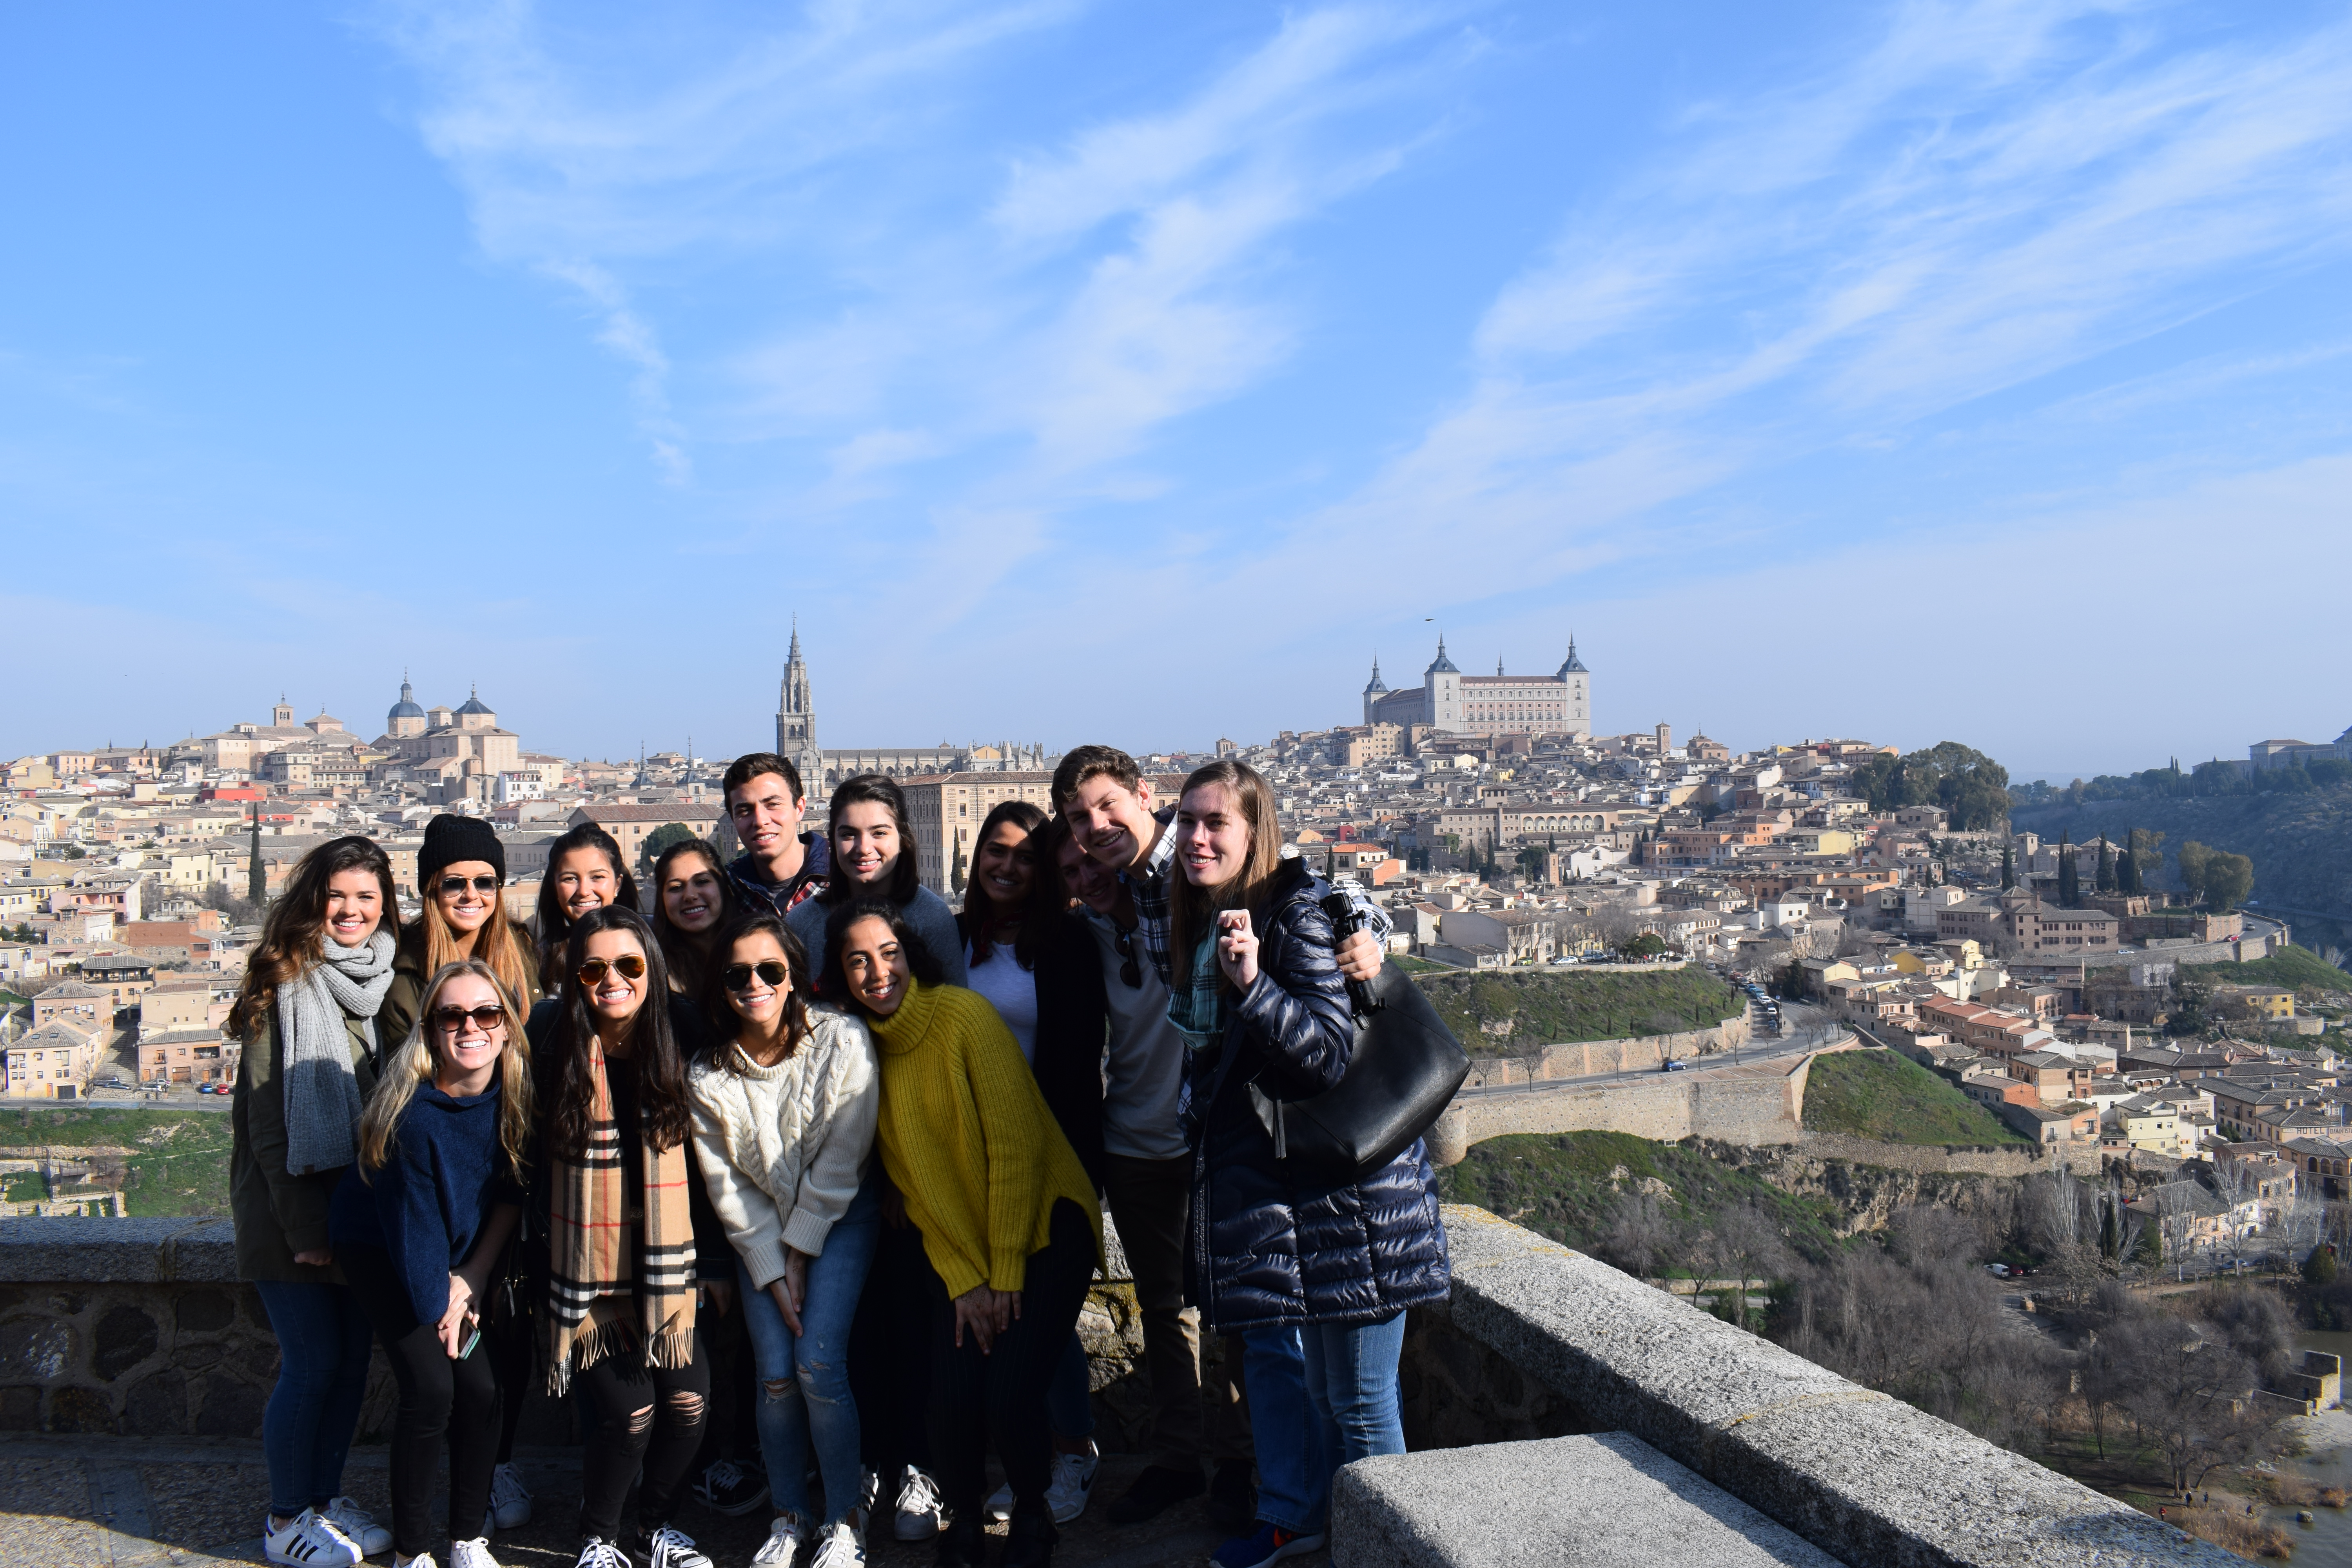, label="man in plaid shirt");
[1053,746,1388,986]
